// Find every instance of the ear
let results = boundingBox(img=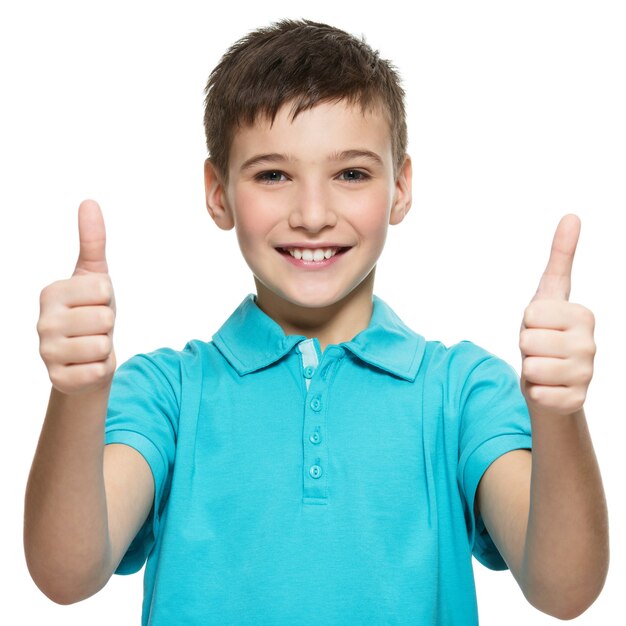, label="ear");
[204,158,235,230]
[389,155,413,226]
